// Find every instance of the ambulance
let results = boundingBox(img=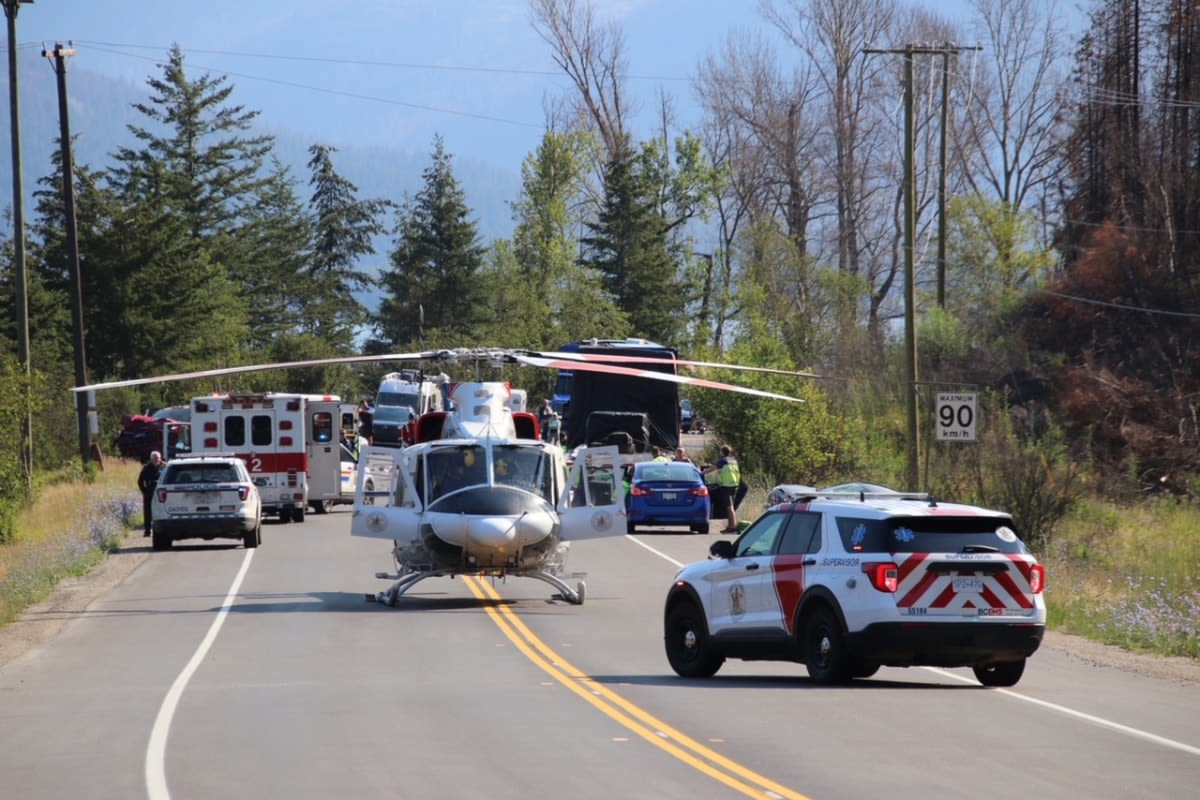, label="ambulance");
[189,392,343,522]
